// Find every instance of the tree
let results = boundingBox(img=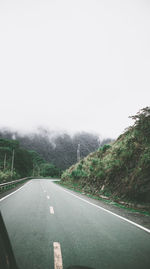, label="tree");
[41,163,61,177]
